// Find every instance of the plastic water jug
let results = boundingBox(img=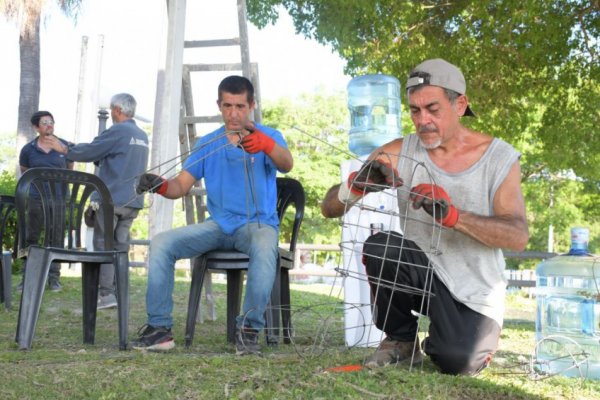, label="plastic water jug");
[347,74,401,156]
[535,227,600,379]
